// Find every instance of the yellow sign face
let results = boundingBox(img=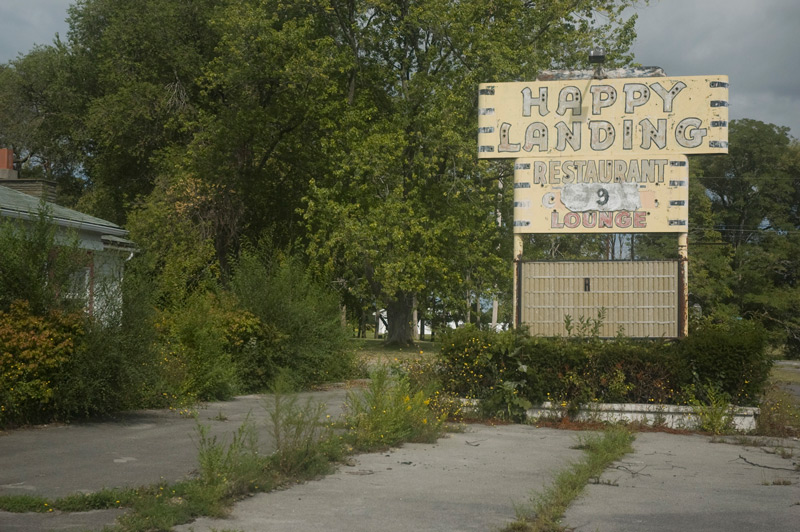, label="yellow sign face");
[479,76,728,158]
[513,155,689,234]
